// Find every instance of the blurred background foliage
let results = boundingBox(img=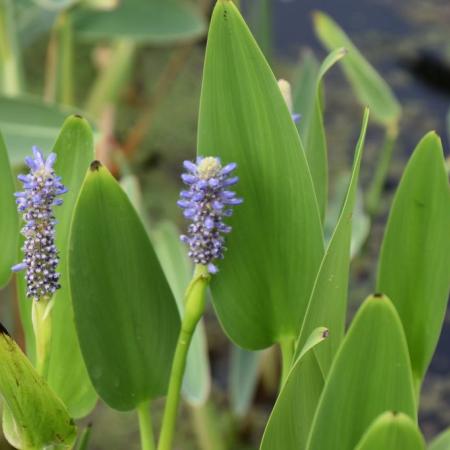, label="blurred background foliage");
[0,0,450,448]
